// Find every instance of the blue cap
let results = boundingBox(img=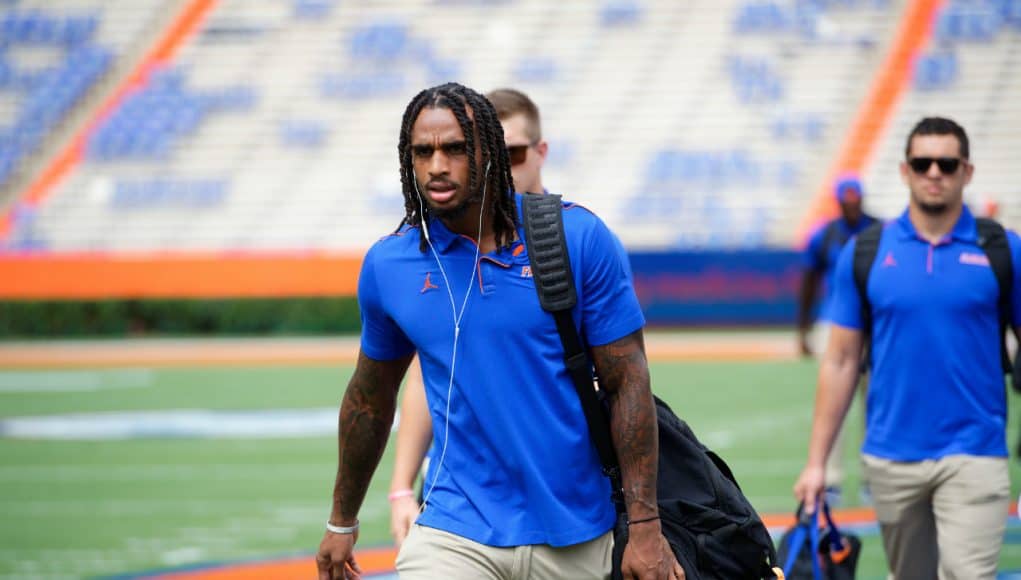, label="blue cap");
[834,174,863,202]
